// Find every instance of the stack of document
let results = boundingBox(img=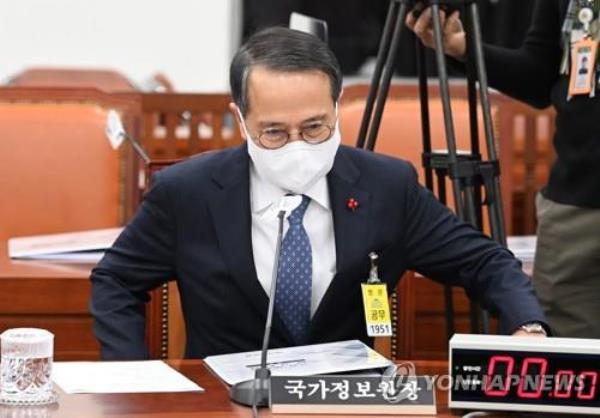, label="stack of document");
[506,235,536,264]
[507,235,536,274]
[52,360,203,394]
[8,228,123,263]
[204,340,393,385]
